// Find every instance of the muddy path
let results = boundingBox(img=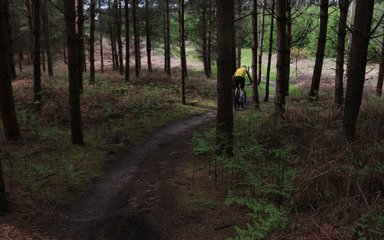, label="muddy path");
[46,110,235,240]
